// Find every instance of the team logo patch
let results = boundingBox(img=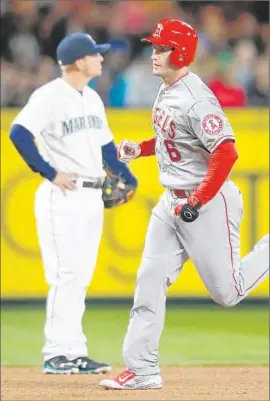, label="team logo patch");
[153,23,163,38]
[202,114,224,135]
